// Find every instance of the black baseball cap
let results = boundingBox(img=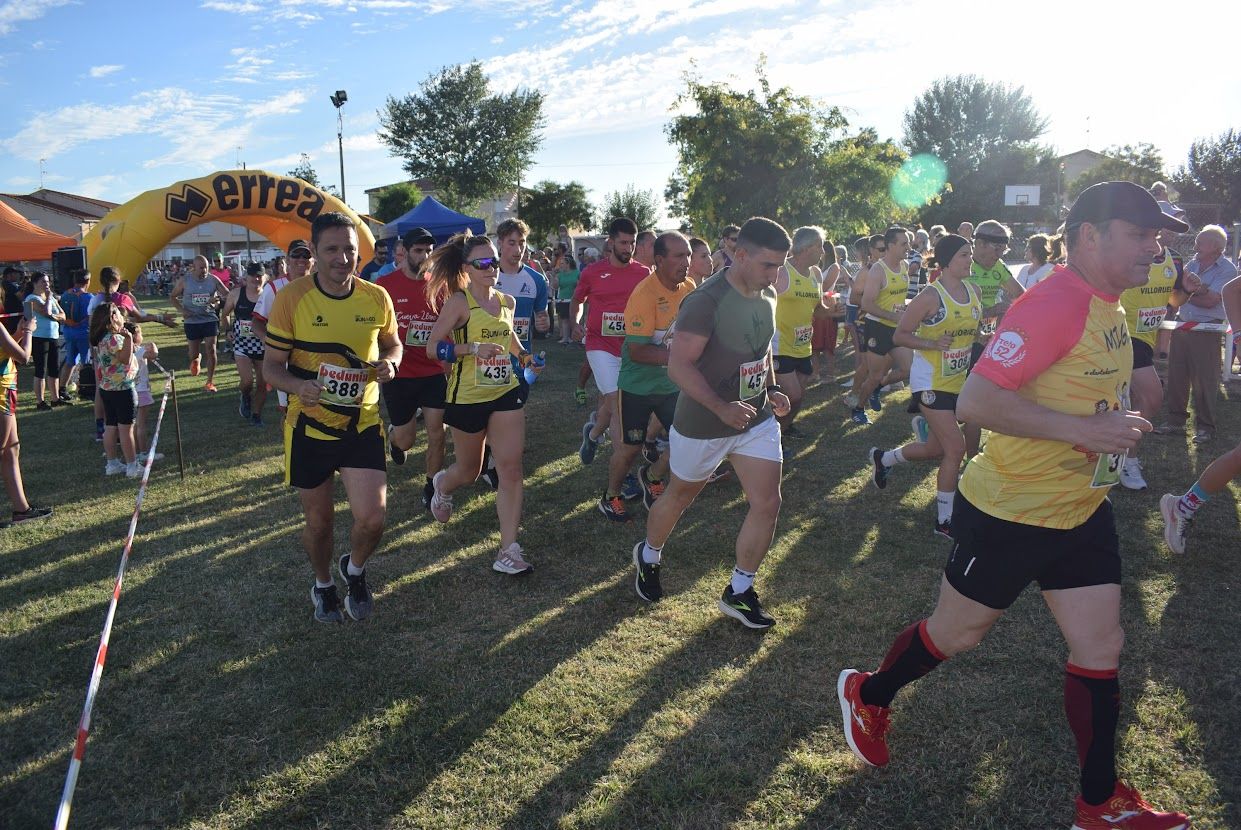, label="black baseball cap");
[401,227,435,248]
[246,261,266,276]
[287,239,311,256]
[1066,181,1189,233]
